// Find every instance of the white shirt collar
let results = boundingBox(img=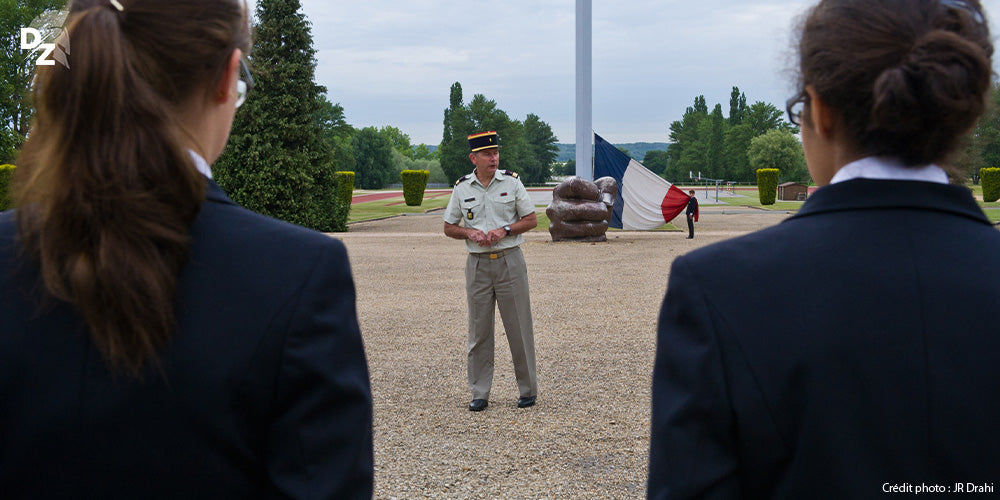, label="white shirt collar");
[188,150,212,179]
[830,156,948,185]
